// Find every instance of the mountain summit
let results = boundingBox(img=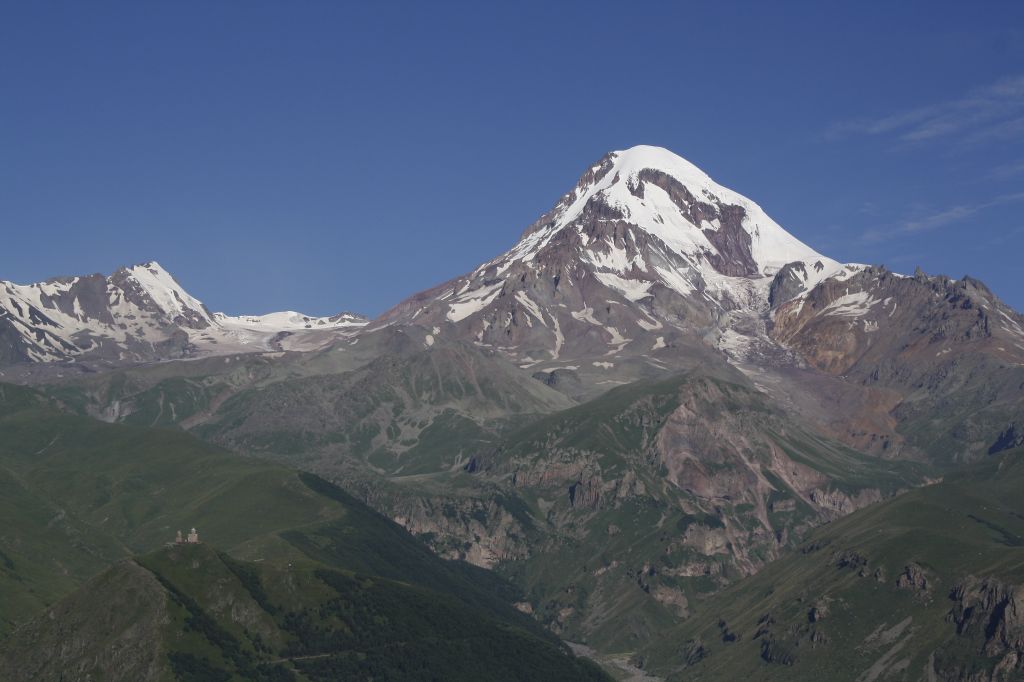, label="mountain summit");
[509,144,837,279]
[379,145,852,384]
